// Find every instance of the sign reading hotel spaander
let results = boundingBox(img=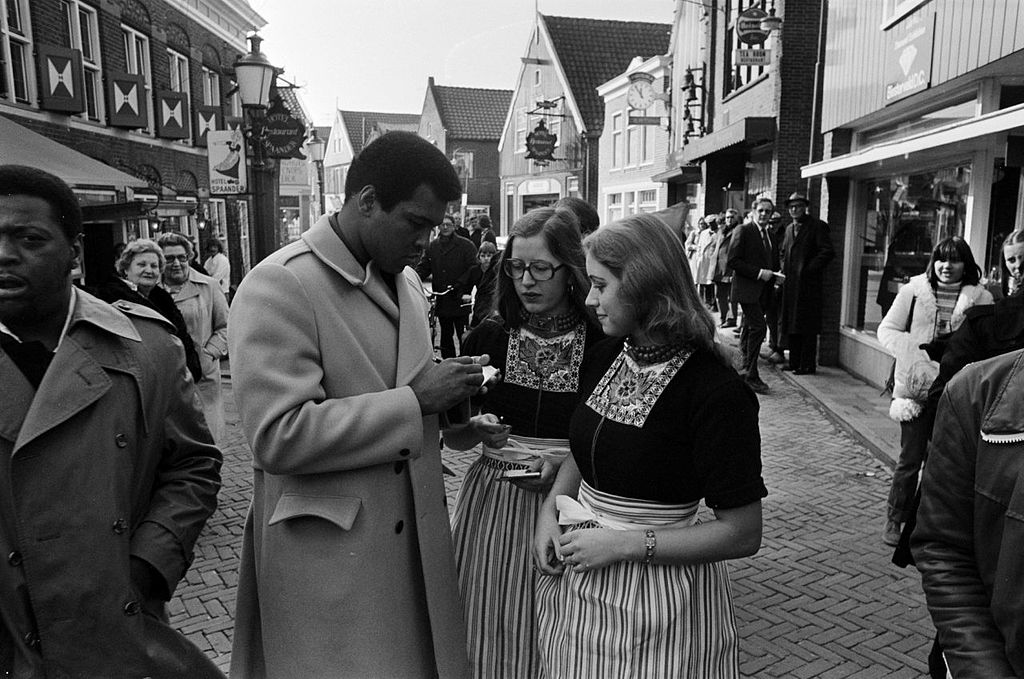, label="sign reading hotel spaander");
[525,120,557,163]
[884,7,935,104]
[208,129,247,195]
[262,98,307,159]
